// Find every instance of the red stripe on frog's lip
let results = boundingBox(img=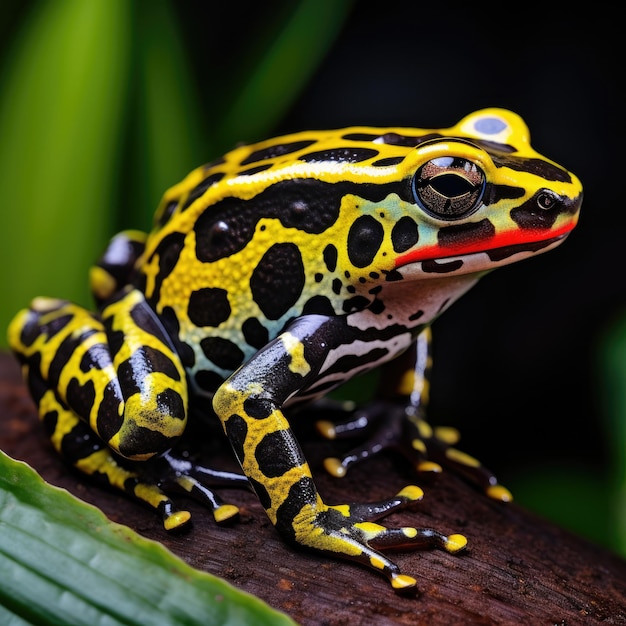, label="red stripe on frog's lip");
[395,222,576,268]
